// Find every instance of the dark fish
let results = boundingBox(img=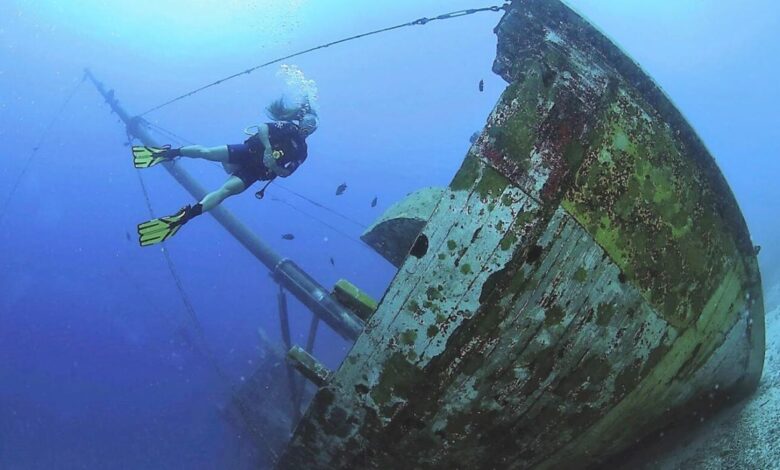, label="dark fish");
[469,132,480,144]
[125,231,131,241]
[281,233,295,240]
[330,257,335,266]
[336,183,347,196]
[371,196,378,207]
[479,79,484,92]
